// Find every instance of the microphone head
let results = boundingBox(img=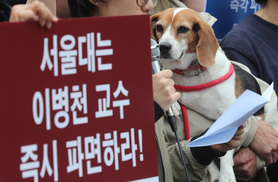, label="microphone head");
[151,39,161,74]
[151,39,160,62]
[151,38,158,47]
